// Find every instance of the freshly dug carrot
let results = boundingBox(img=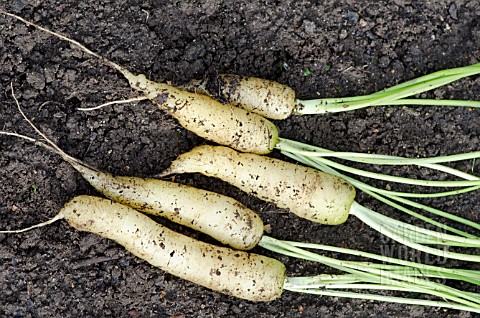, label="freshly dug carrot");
[181,74,296,120]
[180,66,480,118]
[59,195,286,301]
[161,145,356,225]
[4,196,480,312]
[2,130,263,251]
[1,11,278,155]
